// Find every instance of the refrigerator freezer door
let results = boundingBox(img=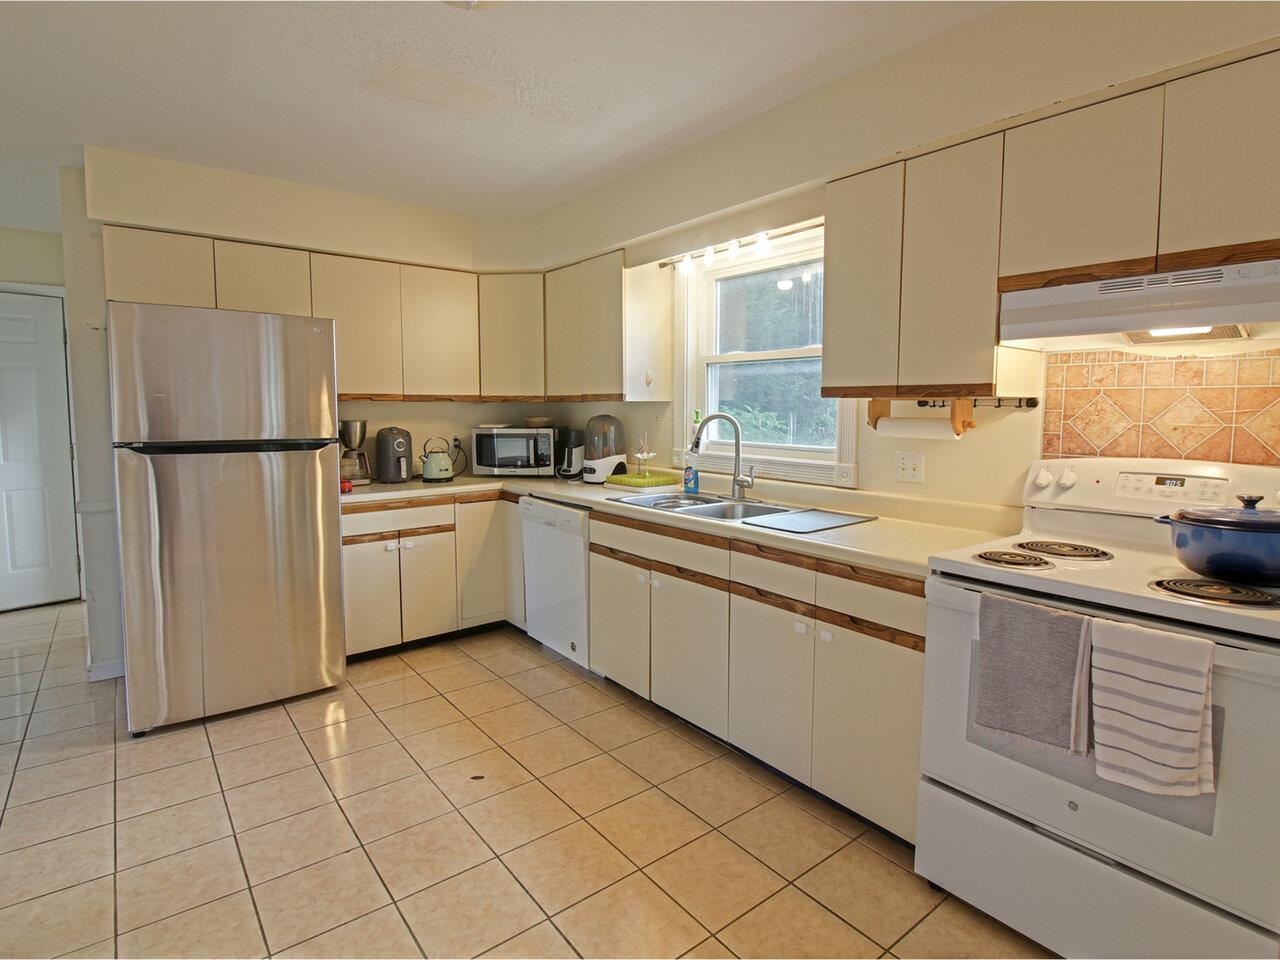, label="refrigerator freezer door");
[108,302,337,443]
[115,443,345,730]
